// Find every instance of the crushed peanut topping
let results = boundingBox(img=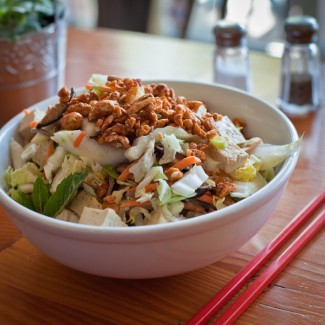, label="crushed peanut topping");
[56,77,223,149]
